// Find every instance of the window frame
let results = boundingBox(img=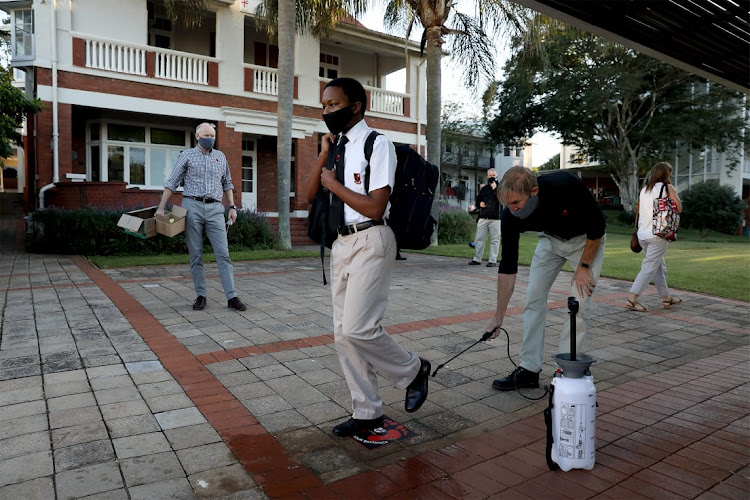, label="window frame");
[86,120,191,189]
[11,8,35,63]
